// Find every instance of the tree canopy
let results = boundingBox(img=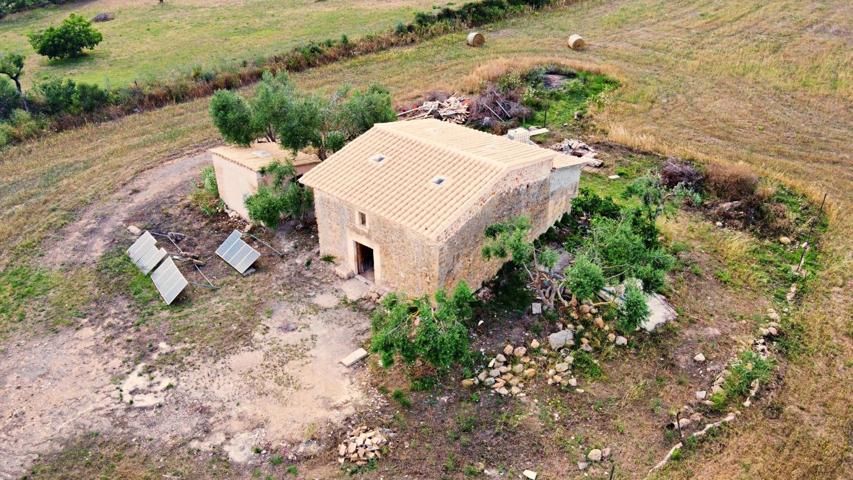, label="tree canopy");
[28,14,103,60]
